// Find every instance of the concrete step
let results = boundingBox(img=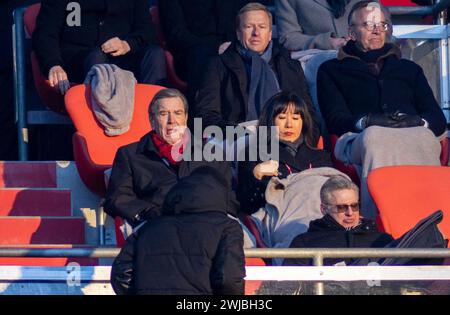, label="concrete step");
[0,162,57,188]
[0,217,85,245]
[0,188,71,217]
